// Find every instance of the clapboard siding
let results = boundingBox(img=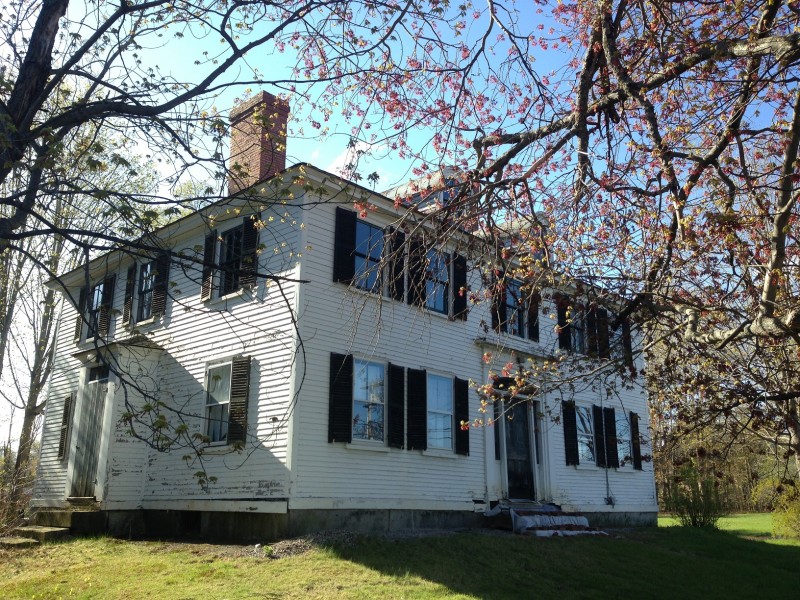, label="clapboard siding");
[33,309,81,502]
[35,199,302,508]
[289,196,486,508]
